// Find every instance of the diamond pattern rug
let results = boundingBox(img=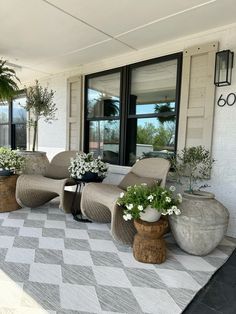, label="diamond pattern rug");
[0,201,235,314]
